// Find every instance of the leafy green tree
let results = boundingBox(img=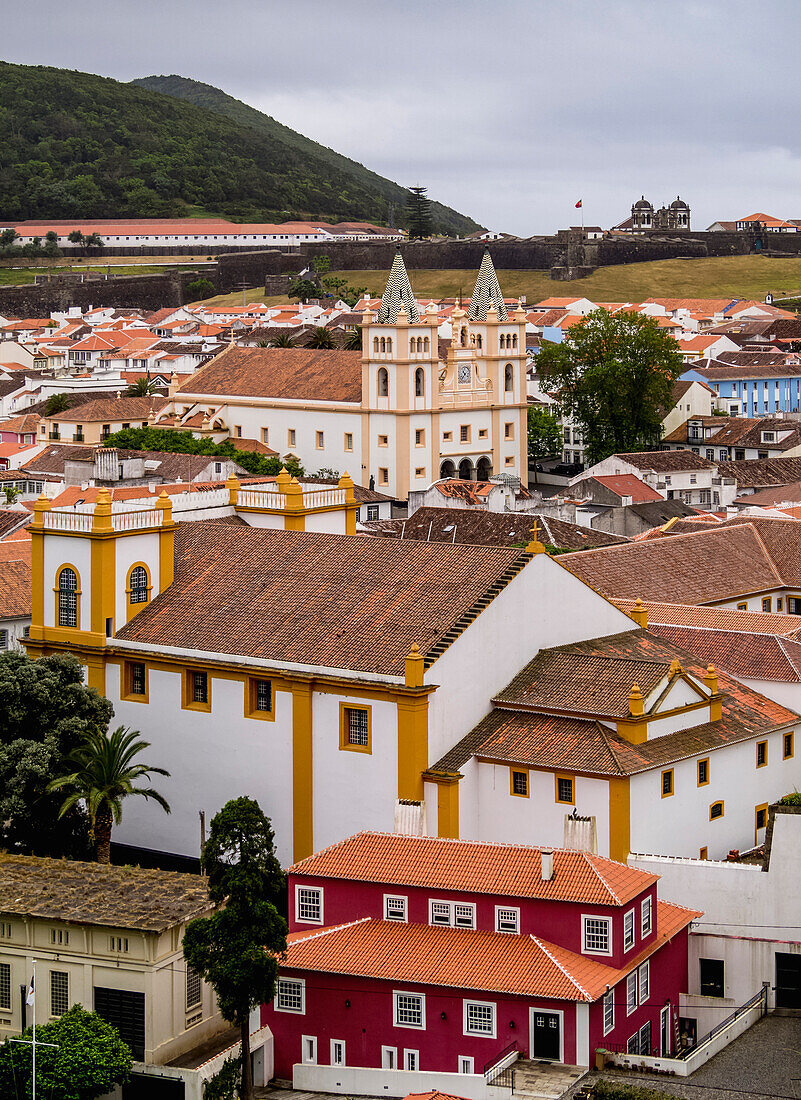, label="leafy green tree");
[48,726,171,863]
[84,232,104,252]
[311,254,331,275]
[306,325,337,349]
[0,651,111,856]
[67,229,85,254]
[0,227,18,248]
[406,186,433,239]
[527,406,562,462]
[537,310,684,464]
[3,486,20,504]
[183,798,287,1100]
[289,278,322,302]
[203,1053,242,1100]
[0,1005,132,1100]
[45,392,72,415]
[186,277,217,301]
[101,426,304,477]
[43,229,61,257]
